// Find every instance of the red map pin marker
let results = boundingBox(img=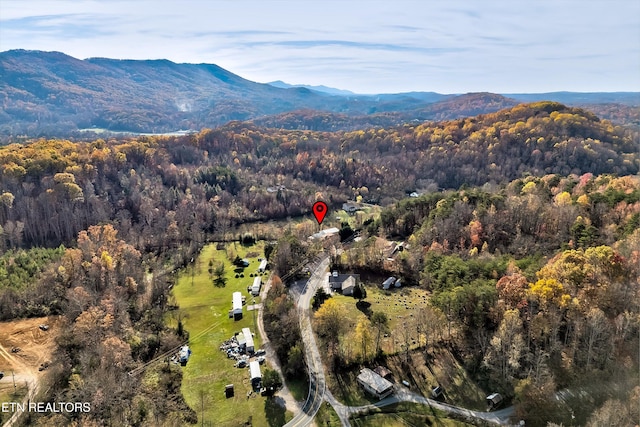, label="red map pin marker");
[312,201,328,224]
